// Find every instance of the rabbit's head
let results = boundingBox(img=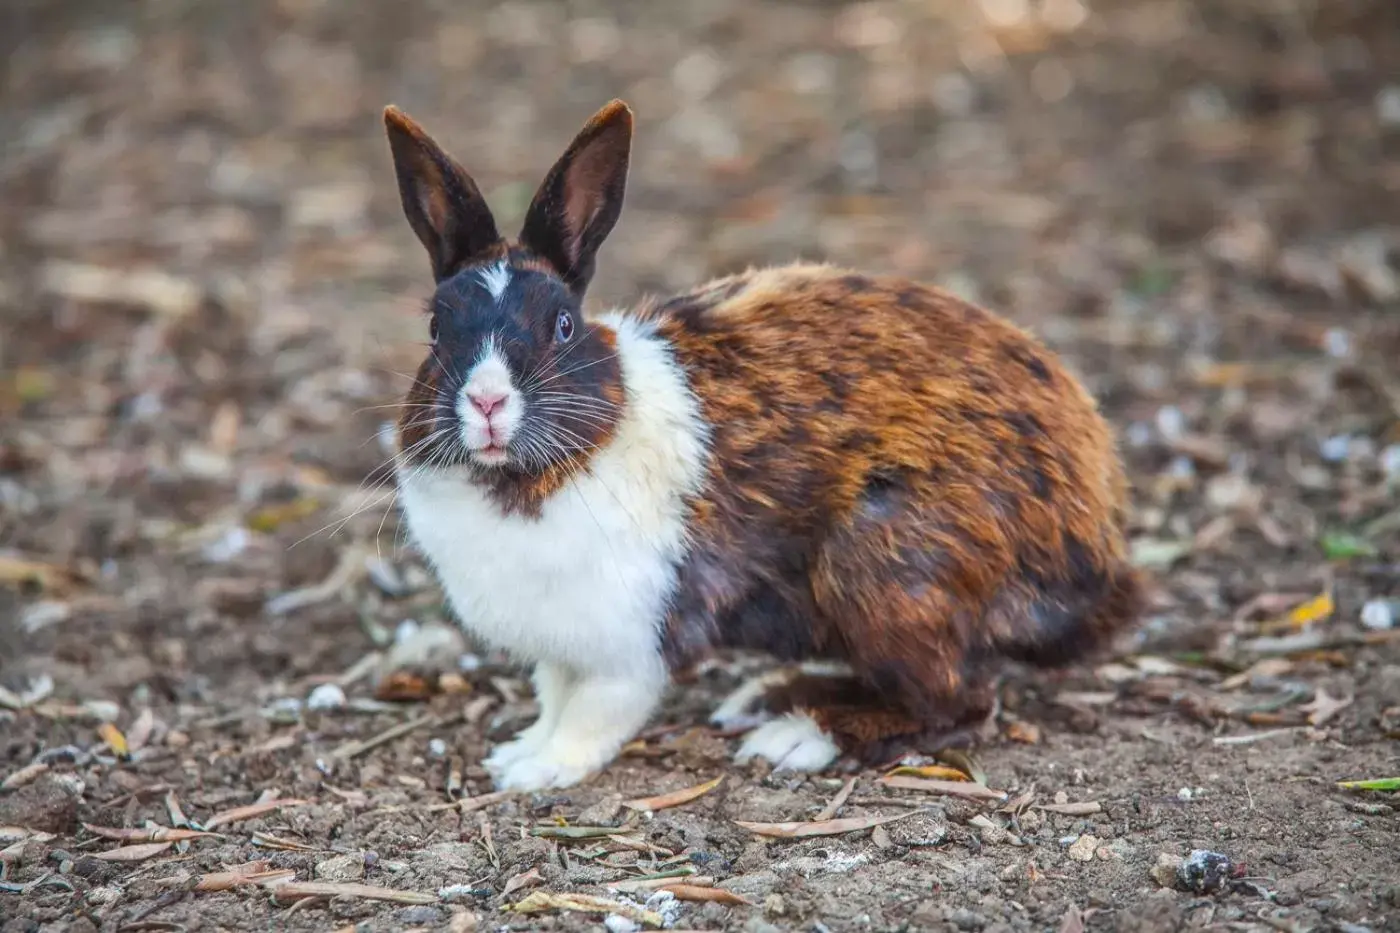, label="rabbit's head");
[384,101,632,477]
